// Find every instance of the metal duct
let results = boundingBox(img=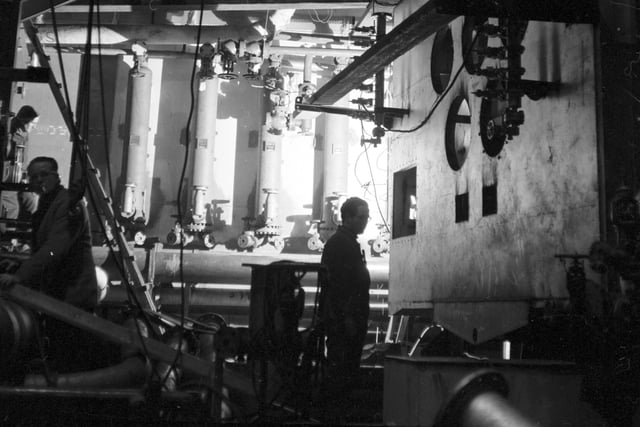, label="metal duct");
[257,125,283,228]
[34,24,267,46]
[121,62,153,222]
[191,75,219,228]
